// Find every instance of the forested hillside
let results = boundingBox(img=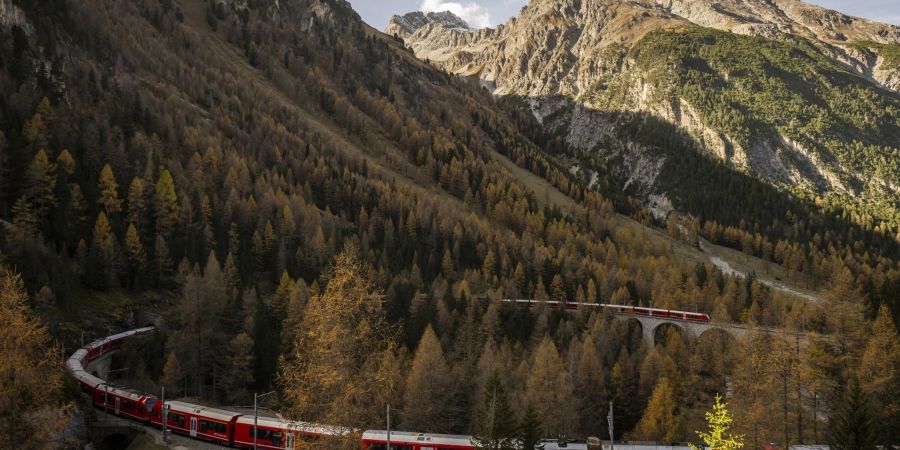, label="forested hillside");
[0,0,898,448]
